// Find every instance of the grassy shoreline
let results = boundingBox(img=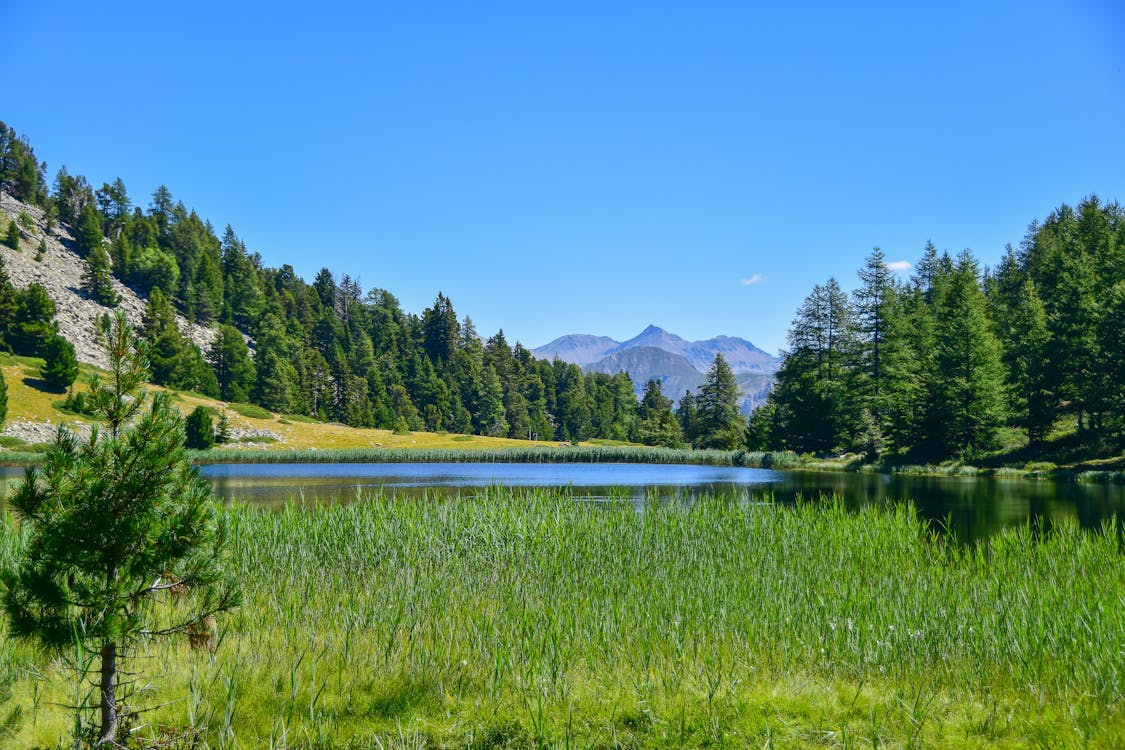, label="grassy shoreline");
[2,489,1123,747]
[4,443,1125,484]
